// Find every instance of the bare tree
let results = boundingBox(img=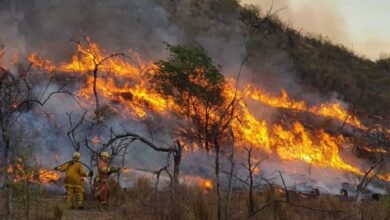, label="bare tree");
[222,147,268,216]
[70,36,126,120]
[240,147,268,214]
[66,111,88,151]
[84,130,181,185]
[0,66,75,218]
[355,157,386,202]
